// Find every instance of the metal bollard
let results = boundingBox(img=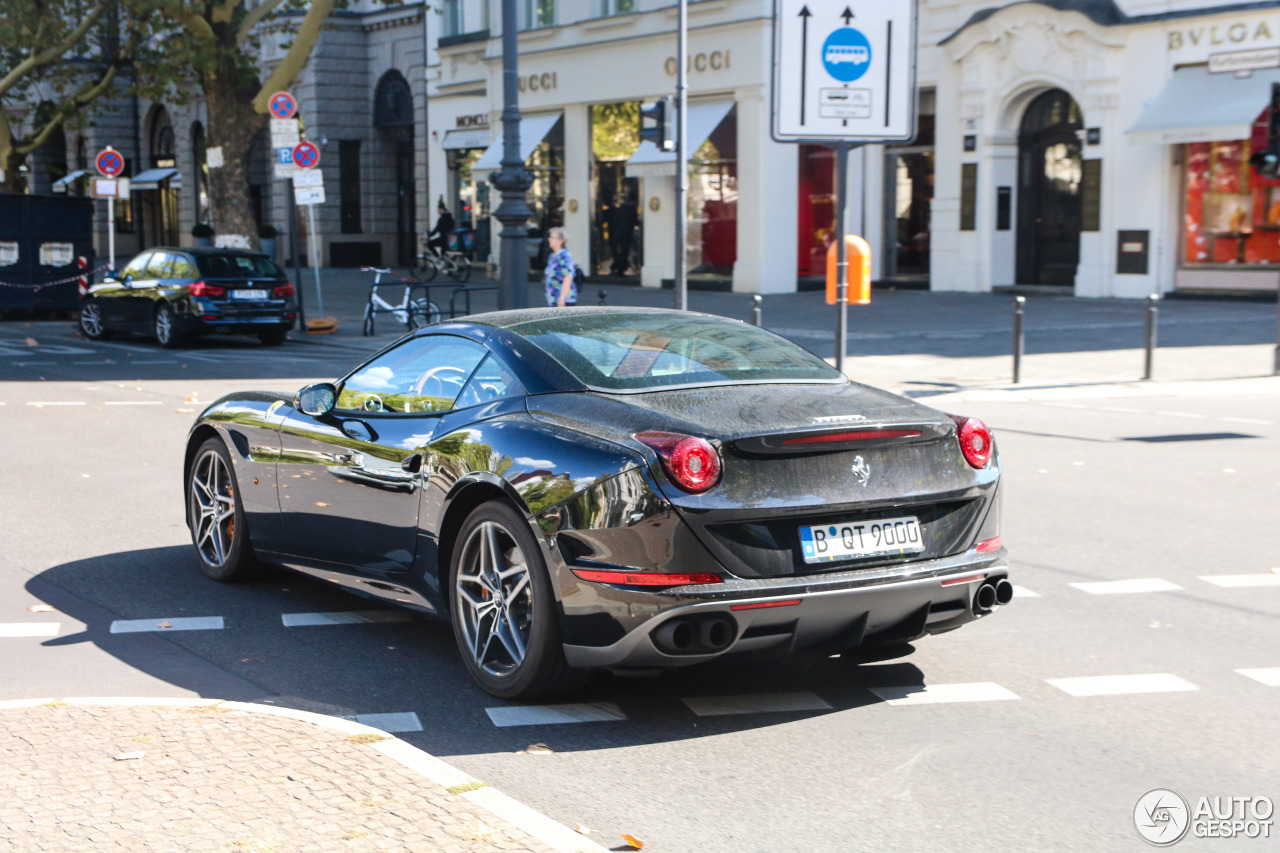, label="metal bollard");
[598,289,608,306]
[750,294,763,327]
[1012,296,1025,384]
[1144,293,1158,381]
